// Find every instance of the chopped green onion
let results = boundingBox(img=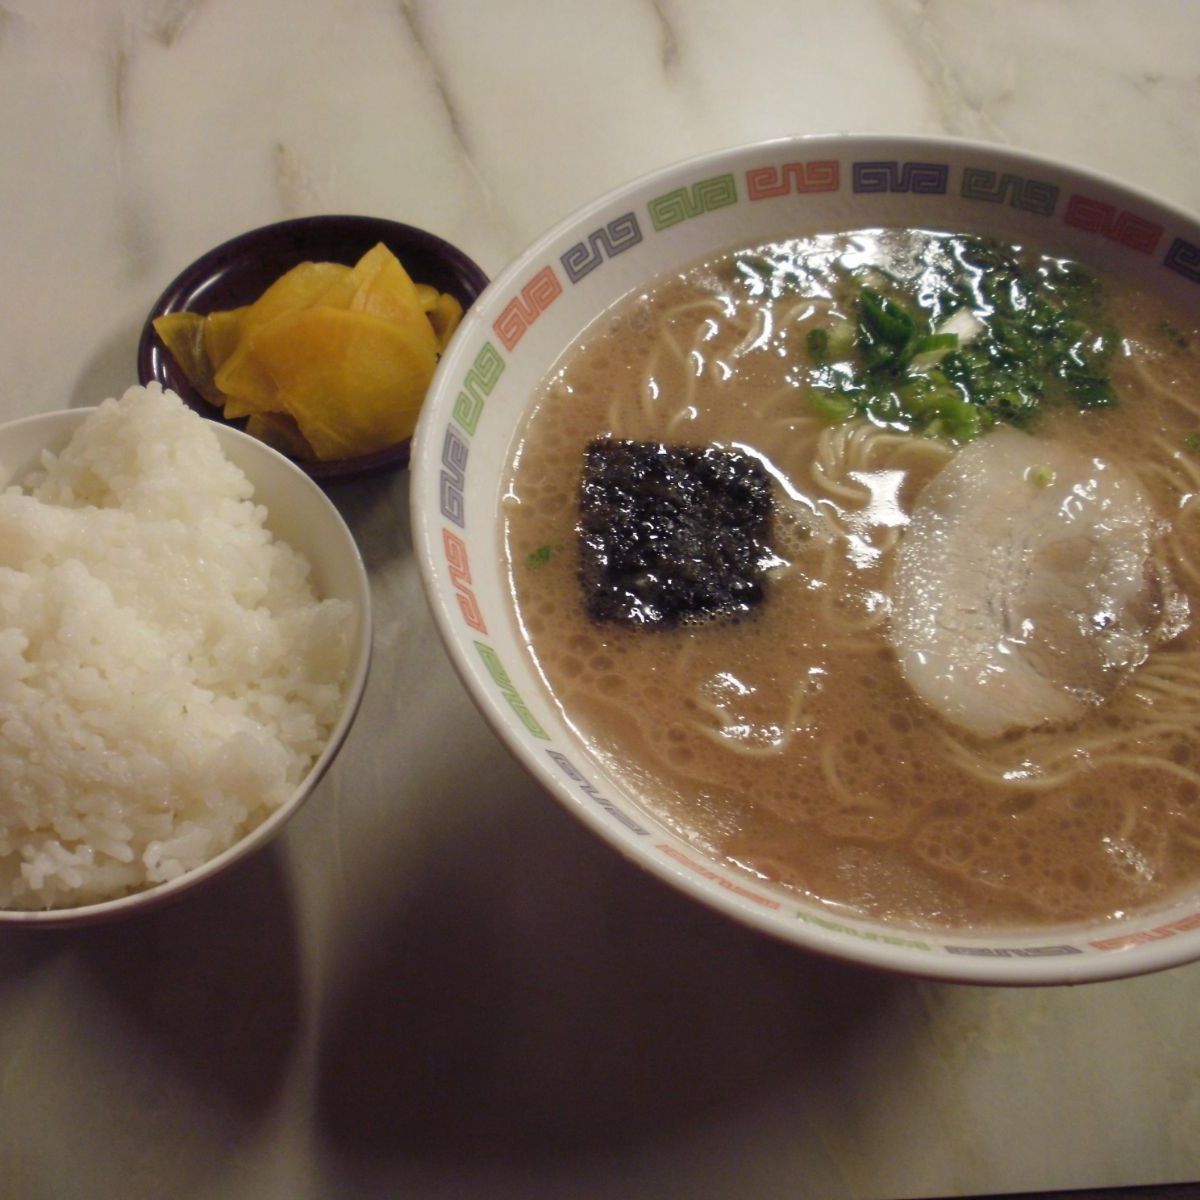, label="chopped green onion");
[859,287,915,351]
[808,389,857,421]
[826,321,857,358]
[1160,321,1190,351]
[906,332,960,373]
[797,235,1119,442]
